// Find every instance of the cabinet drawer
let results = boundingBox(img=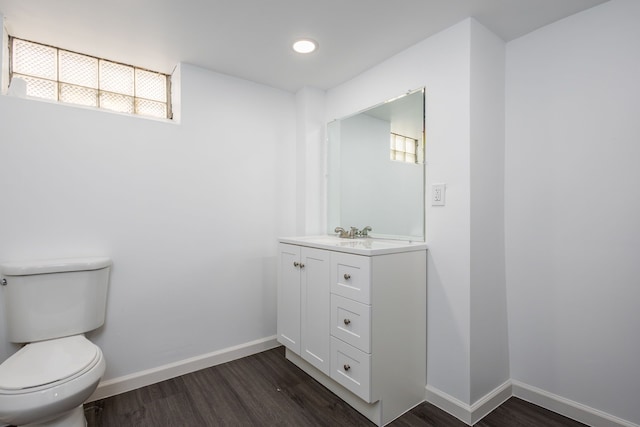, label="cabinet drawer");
[331,294,371,353]
[330,252,371,304]
[330,337,372,402]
